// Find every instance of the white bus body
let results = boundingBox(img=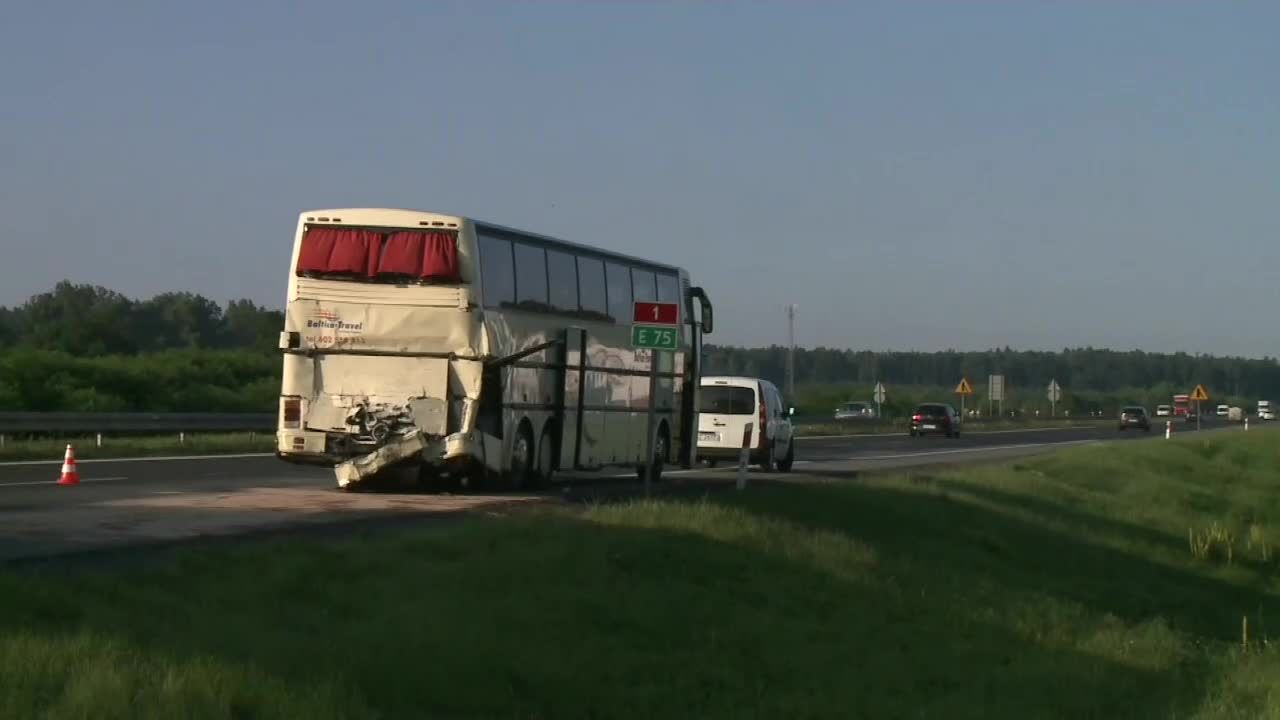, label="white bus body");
[275,209,714,490]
